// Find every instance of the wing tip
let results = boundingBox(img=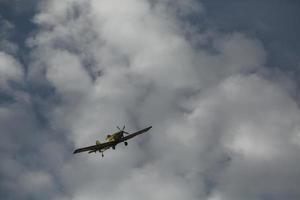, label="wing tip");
[73,149,79,154]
